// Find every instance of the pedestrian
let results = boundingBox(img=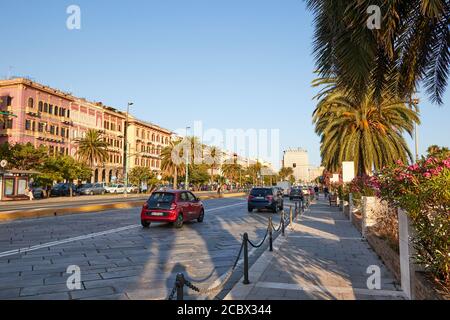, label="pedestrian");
[26,187,34,201]
[324,186,329,200]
